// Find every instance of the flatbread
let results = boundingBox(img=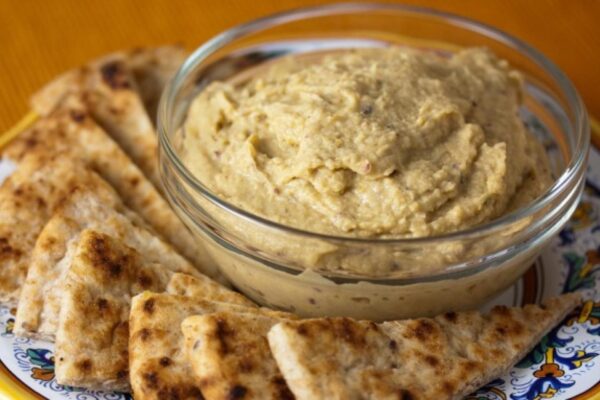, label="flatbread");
[30,46,184,122]
[3,98,220,280]
[268,293,581,400]
[30,47,185,185]
[127,46,187,120]
[14,186,198,341]
[181,311,295,400]
[166,273,255,307]
[55,229,226,391]
[82,59,159,185]
[55,231,248,392]
[0,152,114,304]
[31,58,157,185]
[129,292,289,400]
